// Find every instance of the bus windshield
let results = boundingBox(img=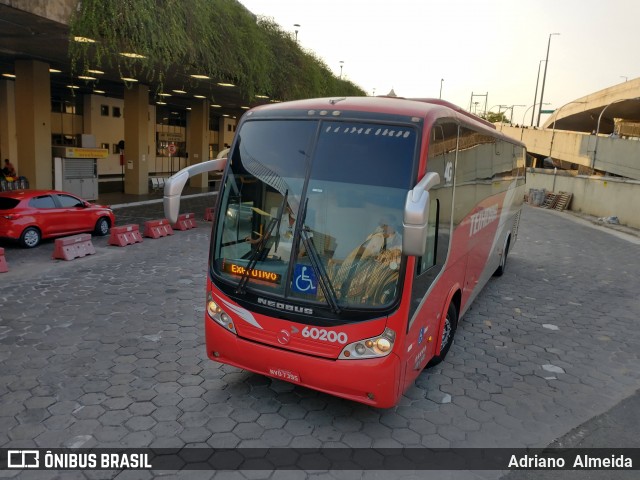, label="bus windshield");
[212,118,416,314]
